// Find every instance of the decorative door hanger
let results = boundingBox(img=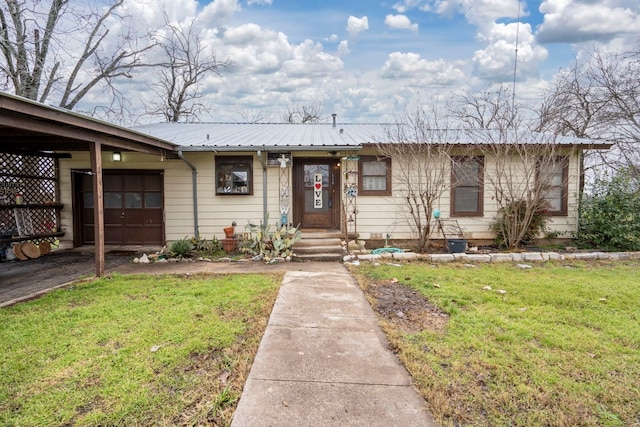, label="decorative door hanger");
[313,173,323,209]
